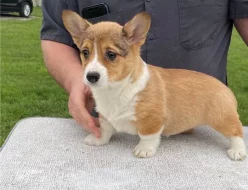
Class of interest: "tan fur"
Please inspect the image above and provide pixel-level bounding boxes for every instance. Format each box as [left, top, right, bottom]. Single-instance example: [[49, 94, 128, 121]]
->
[[77, 22, 142, 82], [135, 65, 243, 138], [62, 10, 243, 143], [133, 66, 167, 135], [62, 10, 148, 84]]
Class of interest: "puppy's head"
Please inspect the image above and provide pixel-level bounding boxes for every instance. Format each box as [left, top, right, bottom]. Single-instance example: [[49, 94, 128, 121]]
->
[[62, 10, 151, 88]]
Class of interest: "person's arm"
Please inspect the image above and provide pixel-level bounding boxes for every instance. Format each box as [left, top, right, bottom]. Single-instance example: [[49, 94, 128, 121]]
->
[[229, 0, 248, 45], [41, 40, 100, 137], [234, 19, 248, 46], [41, 40, 82, 93], [40, 0, 83, 93], [40, 0, 100, 137]]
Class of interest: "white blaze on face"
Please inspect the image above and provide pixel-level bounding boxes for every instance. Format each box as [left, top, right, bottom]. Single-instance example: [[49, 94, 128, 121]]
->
[[84, 43, 109, 88]]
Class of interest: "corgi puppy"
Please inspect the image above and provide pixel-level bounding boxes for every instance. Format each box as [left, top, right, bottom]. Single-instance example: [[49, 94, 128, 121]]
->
[[62, 10, 247, 160]]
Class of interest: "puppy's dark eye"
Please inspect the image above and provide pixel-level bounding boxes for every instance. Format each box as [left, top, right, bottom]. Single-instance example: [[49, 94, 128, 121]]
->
[[82, 49, 89, 59], [106, 51, 116, 61]]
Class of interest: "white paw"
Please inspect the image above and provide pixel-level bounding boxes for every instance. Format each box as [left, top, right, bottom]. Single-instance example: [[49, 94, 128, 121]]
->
[[84, 134, 109, 146], [227, 148, 247, 161], [133, 144, 156, 158]]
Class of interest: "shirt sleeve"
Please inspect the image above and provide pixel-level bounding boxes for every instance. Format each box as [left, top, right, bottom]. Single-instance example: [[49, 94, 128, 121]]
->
[[40, 0, 75, 47], [229, 0, 248, 19]]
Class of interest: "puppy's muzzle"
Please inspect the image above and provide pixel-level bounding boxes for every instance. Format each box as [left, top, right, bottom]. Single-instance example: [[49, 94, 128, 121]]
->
[[86, 72, 100, 84]]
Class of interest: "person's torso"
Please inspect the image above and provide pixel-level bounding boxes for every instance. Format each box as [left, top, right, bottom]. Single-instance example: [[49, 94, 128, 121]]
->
[[68, 0, 233, 84]]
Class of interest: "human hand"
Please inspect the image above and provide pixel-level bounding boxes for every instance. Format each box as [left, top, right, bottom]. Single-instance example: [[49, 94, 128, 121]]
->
[[68, 82, 101, 138]]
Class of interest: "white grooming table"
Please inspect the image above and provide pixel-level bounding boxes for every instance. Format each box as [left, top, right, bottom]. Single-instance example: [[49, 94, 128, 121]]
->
[[0, 117, 248, 189]]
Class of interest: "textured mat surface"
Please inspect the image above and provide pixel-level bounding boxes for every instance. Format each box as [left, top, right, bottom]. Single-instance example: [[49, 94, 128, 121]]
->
[[0, 117, 248, 190]]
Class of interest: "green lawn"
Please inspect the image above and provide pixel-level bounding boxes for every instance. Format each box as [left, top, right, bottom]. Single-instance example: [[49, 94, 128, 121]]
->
[[0, 8, 70, 146], [0, 8, 248, 146], [32, 7, 43, 17]]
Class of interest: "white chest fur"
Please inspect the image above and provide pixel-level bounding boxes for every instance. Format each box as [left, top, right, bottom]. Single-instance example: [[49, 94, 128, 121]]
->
[[91, 62, 150, 135]]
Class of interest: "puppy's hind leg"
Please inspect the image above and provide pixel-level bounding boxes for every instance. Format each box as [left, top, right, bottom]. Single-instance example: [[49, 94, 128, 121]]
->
[[210, 115, 247, 161], [228, 136, 247, 161]]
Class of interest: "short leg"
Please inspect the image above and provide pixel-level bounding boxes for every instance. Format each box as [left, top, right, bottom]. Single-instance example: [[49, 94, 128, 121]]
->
[[133, 127, 163, 158], [84, 117, 116, 146], [211, 115, 247, 161], [227, 136, 247, 161]]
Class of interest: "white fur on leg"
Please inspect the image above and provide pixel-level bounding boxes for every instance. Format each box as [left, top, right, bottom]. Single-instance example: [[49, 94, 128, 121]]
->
[[227, 136, 247, 161], [133, 128, 163, 158], [84, 118, 116, 146]]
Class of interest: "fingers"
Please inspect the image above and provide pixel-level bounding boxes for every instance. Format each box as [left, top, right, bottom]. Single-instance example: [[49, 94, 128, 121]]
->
[[88, 117, 101, 138], [80, 107, 101, 137], [92, 117, 100, 127], [70, 105, 101, 138], [68, 90, 101, 138], [85, 91, 95, 112]]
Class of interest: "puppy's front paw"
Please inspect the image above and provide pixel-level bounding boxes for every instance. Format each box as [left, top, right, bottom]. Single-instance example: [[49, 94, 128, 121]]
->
[[84, 134, 109, 146], [133, 143, 156, 158], [227, 148, 247, 161]]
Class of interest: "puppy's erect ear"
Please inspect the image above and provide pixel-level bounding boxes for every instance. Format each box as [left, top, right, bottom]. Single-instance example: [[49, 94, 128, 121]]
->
[[122, 12, 151, 45], [62, 10, 91, 47]]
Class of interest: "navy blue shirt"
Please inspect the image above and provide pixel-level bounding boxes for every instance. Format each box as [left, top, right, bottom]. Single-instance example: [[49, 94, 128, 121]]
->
[[41, 0, 248, 84]]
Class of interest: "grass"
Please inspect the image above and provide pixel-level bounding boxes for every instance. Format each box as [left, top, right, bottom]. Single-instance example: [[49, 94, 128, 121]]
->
[[32, 7, 43, 17], [0, 8, 70, 146], [227, 31, 248, 129], [0, 8, 248, 146]]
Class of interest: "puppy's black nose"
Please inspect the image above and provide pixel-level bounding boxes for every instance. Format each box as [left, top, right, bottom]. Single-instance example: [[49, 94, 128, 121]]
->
[[86, 72, 100, 83]]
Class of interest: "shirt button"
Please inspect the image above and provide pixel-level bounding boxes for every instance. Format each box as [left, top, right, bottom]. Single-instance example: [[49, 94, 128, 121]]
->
[[149, 33, 155, 40]]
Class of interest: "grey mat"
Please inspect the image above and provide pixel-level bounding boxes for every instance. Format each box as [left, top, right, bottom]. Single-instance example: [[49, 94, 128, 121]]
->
[[0, 117, 248, 190]]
